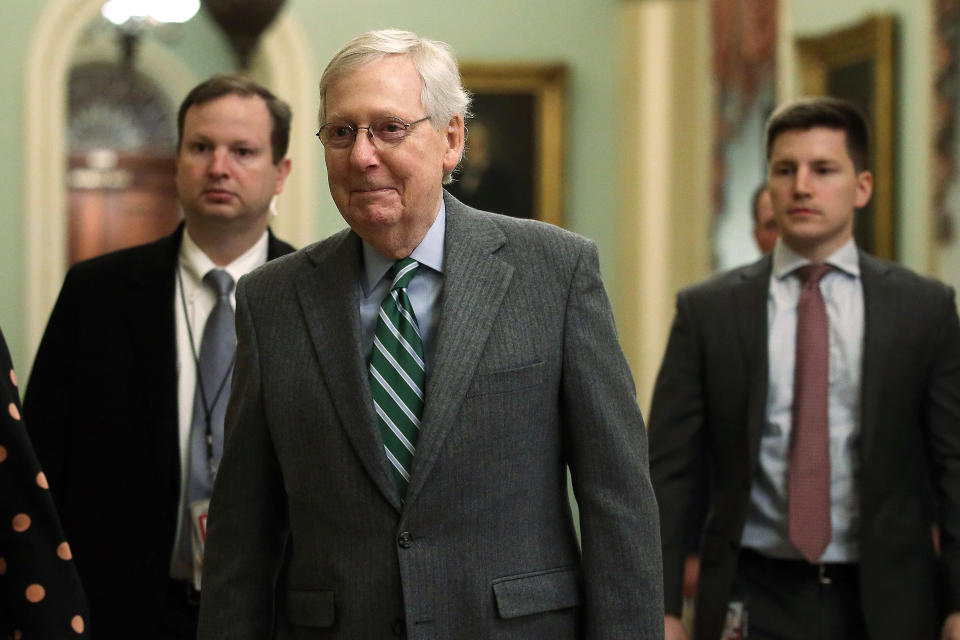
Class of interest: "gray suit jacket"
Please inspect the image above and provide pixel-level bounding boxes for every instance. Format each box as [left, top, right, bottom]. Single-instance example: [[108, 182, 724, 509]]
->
[[197, 193, 664, 639], [649, 251, 960, 640]]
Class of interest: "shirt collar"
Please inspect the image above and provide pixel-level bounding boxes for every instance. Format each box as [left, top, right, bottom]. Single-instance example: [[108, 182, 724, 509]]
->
[[179, 226, 270, 287], [361, 200, 446, 295], [772, 236, 860, 281]]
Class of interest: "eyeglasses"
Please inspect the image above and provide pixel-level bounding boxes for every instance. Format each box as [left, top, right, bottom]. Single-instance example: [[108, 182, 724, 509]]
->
[[315, 116, 431, 148]]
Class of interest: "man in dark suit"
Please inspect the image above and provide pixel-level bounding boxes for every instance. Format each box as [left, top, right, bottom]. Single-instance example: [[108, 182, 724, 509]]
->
[[24, 75, 295, 639], [198, 29, 663, 639], [650, 96, 960, 640]]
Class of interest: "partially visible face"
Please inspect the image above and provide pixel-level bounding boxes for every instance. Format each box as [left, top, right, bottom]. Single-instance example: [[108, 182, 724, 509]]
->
[[767, 126, 872, 260], [752, 188, 778, 254], [176, 93, 291, 229], [323, 55, 464, 257]]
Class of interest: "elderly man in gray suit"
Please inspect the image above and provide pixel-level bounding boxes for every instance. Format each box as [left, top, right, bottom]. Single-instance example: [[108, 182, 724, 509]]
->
[[197, 28, 663, 640]]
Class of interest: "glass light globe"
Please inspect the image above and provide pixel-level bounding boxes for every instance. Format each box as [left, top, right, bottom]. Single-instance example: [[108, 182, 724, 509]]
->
[[148, 0, 201, 24], [101, 0, 141, 25], [102, 0, 199, 25]]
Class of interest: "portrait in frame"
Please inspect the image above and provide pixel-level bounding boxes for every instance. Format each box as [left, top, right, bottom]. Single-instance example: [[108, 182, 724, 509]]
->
[[797, 15, 897, 260], [448, 63, 566, 226]]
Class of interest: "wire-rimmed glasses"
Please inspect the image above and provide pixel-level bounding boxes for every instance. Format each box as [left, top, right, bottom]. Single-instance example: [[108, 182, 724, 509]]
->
[[316, 116, 431, 148]]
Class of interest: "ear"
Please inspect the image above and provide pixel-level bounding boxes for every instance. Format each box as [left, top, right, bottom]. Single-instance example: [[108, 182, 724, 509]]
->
[[854, 169, 873, 209], [441, 115, 465, 174], [274, 157, 293, 195]]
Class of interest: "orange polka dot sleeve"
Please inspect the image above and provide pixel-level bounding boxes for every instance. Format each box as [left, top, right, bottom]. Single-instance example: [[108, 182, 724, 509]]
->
[[0, 327, 89, 638]]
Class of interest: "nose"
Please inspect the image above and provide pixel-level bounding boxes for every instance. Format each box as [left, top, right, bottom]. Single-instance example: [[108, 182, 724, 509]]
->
[[793, 165, 812, 197], [208, 148, 229, 178], [349, 129, 380, 171]]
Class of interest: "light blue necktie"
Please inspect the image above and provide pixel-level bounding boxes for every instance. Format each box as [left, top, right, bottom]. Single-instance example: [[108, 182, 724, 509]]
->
[[178, 268, 235, 567]]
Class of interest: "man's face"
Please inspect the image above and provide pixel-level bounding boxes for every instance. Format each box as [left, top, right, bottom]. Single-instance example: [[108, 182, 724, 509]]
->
[[323, 55, 464, 257], [767, 126, 872, 260], [176, 93, 291, 229], [752, 189, 778, 254]]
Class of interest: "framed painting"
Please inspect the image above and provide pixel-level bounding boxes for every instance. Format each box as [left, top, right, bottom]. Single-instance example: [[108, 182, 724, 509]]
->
[[797, 15, 897, 259], [449, 62, 566, 226]]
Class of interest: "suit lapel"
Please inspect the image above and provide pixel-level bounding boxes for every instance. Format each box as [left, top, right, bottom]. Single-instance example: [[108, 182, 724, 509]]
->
[[736, 255, 773, 465], [858, 252, 894, 464], [294, 231, 403, 510], [124, 228, 182, 483], [403, 193, 511, 509]]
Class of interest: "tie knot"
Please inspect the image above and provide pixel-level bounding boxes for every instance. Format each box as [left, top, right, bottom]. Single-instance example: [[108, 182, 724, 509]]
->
[[795, 263, 832, 287], [204, 269, 234, 298], [390, 258, 419, 291]]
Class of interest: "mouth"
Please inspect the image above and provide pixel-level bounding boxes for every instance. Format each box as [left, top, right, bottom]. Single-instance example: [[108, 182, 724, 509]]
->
[[787, 207, 819, 216], [202, 188, 236, 200], [352, 186, 399, 198]]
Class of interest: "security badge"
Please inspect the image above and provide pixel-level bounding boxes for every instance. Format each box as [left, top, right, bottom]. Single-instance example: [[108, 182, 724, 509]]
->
[[190, 498, 211, 590], [722, 600, 748, 639]]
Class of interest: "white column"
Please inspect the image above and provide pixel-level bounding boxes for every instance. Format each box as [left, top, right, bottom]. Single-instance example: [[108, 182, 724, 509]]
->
[[617, 0, 712, 411]]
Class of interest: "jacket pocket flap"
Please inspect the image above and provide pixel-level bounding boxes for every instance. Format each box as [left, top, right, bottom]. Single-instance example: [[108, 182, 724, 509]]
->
[[285, 589, 335, 627], [467, 361, 545, 397], [492, 567, 581, 619]]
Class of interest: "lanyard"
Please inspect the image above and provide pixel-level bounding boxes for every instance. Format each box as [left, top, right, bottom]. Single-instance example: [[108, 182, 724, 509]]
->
[[177, 266, 235, 480]]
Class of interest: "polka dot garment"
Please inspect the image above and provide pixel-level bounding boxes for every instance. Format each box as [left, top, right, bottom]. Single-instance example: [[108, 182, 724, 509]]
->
[[0, 327, 88, 638]]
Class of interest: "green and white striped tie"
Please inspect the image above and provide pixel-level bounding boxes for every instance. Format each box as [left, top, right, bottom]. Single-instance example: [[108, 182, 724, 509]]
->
[[369, 257, 425, 496]]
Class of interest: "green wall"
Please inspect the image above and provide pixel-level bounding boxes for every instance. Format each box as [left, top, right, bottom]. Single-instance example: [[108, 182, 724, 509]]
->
[[0, 0, 623, 373], [0, 2, 43, 373]]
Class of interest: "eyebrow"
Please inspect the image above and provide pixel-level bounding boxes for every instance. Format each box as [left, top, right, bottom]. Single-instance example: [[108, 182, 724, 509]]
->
[[771, 157, 839, 166], [186, 133, 259, 146]]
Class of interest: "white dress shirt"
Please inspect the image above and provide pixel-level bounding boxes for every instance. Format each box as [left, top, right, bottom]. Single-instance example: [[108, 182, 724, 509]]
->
[[741, 238, 864, 562], [170, 228, 269, 579]]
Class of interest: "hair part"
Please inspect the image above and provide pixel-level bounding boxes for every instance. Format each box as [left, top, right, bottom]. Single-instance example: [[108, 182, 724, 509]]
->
[[318, 29, 472, 184], [764, 96, 869, 171], [177, 74, 292, 164]]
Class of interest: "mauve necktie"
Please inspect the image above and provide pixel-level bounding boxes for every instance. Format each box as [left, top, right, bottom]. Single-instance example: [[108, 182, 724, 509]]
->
[[788, 263, 833, 563]]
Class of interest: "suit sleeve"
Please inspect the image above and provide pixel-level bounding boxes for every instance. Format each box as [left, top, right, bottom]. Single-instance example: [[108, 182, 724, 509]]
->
[[560, 240, 665, 639], [647, 292, 706, 616], [197, 279, 289, 639], [924, 287, 960, 612], [0, 326, 90, 638]]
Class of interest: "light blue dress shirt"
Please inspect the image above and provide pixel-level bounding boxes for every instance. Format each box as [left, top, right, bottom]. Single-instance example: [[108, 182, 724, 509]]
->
[[359, 202, 445, 373], [741, 238, 864, 562]]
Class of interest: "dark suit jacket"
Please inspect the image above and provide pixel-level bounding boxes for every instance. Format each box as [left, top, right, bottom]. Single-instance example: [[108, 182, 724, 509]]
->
[[197, 192, 664, 639], [0, 326, 89, 638], [23, 225, 293, 639], [649, 251, 960, 639]]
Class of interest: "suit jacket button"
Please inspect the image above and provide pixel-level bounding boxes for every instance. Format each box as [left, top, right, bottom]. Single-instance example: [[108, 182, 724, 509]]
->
[[392, 618, 406, 636], [397, 531, 412, 548]]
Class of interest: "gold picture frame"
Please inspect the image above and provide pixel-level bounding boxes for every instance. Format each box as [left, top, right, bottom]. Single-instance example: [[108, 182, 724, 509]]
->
[[797, 15, 897, 260], [450, 63, 566, 226]]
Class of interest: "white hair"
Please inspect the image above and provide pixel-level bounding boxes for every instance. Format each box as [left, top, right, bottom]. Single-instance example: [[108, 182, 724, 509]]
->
[[318, 29, 471, 183]]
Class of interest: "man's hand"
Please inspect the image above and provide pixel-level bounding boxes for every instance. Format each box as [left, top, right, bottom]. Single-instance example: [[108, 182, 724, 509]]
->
[[943, 612, 960, 639], [665, 614, 689, 640]]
